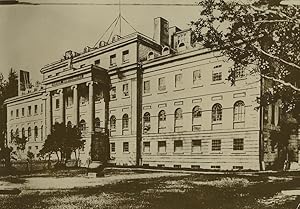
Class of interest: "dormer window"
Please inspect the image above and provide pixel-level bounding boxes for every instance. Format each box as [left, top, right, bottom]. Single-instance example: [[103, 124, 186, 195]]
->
[[178, 42, 186, 51], [162, 47, 170, 56], [147, 51, 154, 60]]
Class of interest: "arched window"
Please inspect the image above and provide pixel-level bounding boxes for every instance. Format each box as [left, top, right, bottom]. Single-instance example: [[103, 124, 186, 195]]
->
[[22, 128, 25, 138], [192, 106, 202, 131], [178, 42, 185, 48], [174, 108, 183, 132], [143, 112, 151, 133], [158, 110, 166, 132], [28, 127, 31, 139], [79, 119, 87, 132], [41, 125, 43, 141], [122, 114, 129, 134], [147, 51, 154, 60], [110, 115, 116, 131], [212, 103, 222, 122], [233, 101, 245, 128], [95, 117, 101, 128], [162, 46, 170, 55], [67, 121, 72, 128], [10, 129, 13, 142], [15, 128, 19, 137], [34, 126, 38, 140]]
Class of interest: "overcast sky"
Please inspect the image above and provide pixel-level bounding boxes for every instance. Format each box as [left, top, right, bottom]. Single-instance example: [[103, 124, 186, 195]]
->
[[0, 0, 201, 81]]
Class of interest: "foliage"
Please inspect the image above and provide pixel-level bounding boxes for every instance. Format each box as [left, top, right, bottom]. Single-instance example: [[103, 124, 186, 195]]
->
[[192, 0, 300, 115], [39, 123, 84, 165]]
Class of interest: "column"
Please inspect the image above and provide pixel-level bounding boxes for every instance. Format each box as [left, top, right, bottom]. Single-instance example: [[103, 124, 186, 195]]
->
[[87, 81, 95, 133], [57, 89, 65, 124], [42, 93, 47, 139], [71, 85, 79, 126], [46, 92, 52, 135], [103, 86, 110, 164]]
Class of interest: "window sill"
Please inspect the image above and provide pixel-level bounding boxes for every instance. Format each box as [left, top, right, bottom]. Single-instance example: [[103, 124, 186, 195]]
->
[[192, 84, 204, 89], [109, 64, 117, 68], [123, 151, 130, 154], [173, 152, 184, 155], [232, 151, 246, 154], [122, 60, 129, 64], [122, 95, 130, 99], [174, 88, 184, 92], [143, 93, 152, 97], [157, 90, 167, 95], [210, 151, 223, 154], [191, 152, 203, 155], [110, 98, 117, 101], [211, 81, 225, 85], [157, 152, 167, 155], [143, 152, 151, 155]]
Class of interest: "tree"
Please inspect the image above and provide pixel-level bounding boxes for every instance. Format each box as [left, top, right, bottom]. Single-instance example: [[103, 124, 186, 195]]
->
[[39, 123, 84, 167], [192, 0, 300, 167]]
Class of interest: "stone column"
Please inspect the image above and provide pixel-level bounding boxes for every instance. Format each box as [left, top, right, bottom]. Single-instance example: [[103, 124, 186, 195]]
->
[[42, 93, 47, 139], [71, 85, 79, 126], [46, 92, 52, 135], [87, 81, 95, 133], [57, 89, 65, 124]]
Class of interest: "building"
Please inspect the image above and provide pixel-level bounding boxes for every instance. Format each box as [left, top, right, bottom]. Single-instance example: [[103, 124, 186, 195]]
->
[[5, 17, 289, 170]]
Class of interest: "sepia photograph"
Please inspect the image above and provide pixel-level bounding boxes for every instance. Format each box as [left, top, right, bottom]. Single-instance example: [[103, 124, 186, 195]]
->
[[0, 0, 300, 208]]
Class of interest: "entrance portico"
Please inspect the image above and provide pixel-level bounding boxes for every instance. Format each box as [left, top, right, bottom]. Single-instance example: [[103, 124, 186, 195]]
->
[[42, 65, 111, 166]]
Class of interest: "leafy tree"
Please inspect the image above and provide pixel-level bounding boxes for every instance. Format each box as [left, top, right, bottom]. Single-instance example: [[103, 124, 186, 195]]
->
[[192, 0, 300, 167], [39, 123, 84, 167]]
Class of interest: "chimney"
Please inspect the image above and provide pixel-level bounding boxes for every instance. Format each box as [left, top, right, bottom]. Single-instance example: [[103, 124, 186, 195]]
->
[[153, 17, 169, 46]]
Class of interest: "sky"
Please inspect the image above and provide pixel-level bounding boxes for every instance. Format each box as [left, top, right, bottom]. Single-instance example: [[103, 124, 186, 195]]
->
[[0, 0, 201, 82]]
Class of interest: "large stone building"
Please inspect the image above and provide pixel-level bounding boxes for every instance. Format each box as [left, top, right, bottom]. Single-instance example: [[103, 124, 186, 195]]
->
[[5, 17, 288, 170]]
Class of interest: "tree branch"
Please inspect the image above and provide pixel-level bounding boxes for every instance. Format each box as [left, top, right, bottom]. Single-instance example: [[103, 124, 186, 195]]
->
[[254, 46, 300, 72], [261, 74, 300, 92]]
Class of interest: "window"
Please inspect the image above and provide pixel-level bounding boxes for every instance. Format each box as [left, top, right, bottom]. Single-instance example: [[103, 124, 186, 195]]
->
[[212, 70, 222, 82], [143, 141, 150, 153], [192, 140, 202, 153], [22, 128, 25, 138], [22, 108, 25, 116], [123, 142, 129, 152], [143, 112, 151, 133], [15, 128, 19, 137], [193, 70, 201, 85], [233, 138, 244, 151], [233, 101, 245, 128], [79, 119, 87, 132], [34, 126, 38, 140], [271, 104, 275, 125], [162, 47, 170, 55], [95, 117, 101, 129], [175, 73, 183, 88], [122, 114, 129, 134], [212, 103, 222, 122], [41, 126, 43, 141], [158, 141, 166, 153], [144, 80, 150, 94], [174, 140, 183, 153], [148, 51, 154, 60], [56, 99, 60, 109], [192, 106, 202, 131], [34, 105, 38, 114], [212, 139, 221, 151], [28, 106, 32, 116], [110, 87, 116, 99], [16, 109, 19, 118], [94, 59, 100, 65], [10, 110, 13, 119], [110, 54, 116, 66], [67, 121, 72, 128], [123, 83, 129, 97], [174, 108, 183, 132], [28, 127, 31, 139], [41, 104, 43, 113], [235, 68, 245, 78], [158, 110, 166, 132], [110, 142, 116, 153], [122, 50, 129, 63], [158, 77, 166, 91], [110, 115, 116, 131], [10, 129, 13, 142]]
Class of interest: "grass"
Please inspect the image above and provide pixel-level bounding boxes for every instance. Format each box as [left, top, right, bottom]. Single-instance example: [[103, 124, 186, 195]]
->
[[0, 169, 300, 209]]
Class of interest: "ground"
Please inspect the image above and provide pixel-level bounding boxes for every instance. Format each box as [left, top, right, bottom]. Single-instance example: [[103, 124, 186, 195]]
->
[[1, 168, 300, 209]]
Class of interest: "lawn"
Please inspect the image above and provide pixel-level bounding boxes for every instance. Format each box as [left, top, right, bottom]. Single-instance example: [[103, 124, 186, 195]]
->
[[0, 168, 300, 209]]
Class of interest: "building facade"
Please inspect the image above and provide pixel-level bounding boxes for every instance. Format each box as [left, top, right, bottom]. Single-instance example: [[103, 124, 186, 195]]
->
[[5, 17, 286, 170]]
